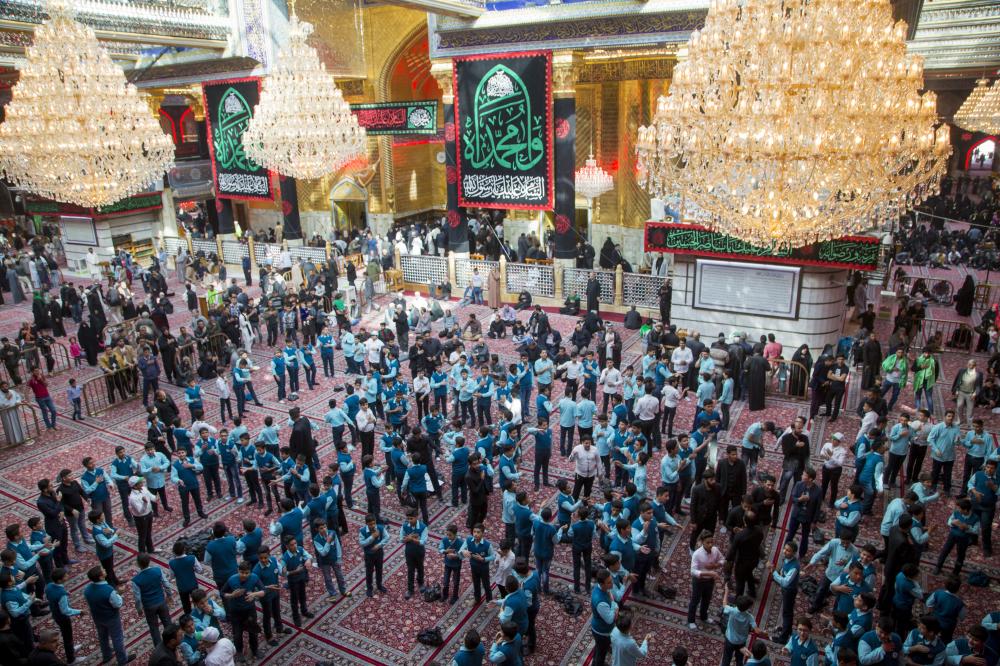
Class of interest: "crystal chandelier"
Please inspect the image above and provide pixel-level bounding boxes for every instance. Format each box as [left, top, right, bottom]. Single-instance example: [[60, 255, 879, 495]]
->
[[0, 0, 173, 208], [575, 154, 614, 200], [954, 78, 992, 132], [242, 13, 366, 180], [960, 79, 1000, 135], [636, 0, 951, 249]]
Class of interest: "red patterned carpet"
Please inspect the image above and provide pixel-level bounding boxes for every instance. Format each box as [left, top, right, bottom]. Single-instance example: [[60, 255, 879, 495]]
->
[[1, 273, 997, 665]]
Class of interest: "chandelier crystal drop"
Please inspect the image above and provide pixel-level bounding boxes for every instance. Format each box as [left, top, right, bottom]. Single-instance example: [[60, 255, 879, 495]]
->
[[242, 15, 366, 180], [575, 154, 614, 200], [0, 0, 174, 208], [954, 78, 993, 132], [635, 0, 951, 249]]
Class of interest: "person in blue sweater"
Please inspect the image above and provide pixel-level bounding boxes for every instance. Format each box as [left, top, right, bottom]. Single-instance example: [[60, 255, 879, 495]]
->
[[403, 453, 431, 524], [312, 520, 349, 601], [967, 458, 999, 557], [89, 509, 121, 587], [512, 491, 540, 561], [892, 562, 923, 638], [721, 594, 758, 666], [81, 456, 114, 528], [591, 568, 620, 666], [858, 617, 902, 666], [769, 541, 800, 644], [220, 430, 246, 504], [558, 506, 596, 594], [204, 522, 239, 593], [490, 620, 524, 666], [252, 547, 289, 646], [222, 560, 265, 658], [439, 523, 463, 605], [281, 535, 313, 627], [83, 565, 133, 665], [460, 523, 496, 603], [926, 576, 967, 644], [783, 617, 819, 666], [399, 508, 428, 599], [45, 567, 81, 664], [454, 629, 486, 666], [358, 514, 390, 598], [934, 498, 981, 575], [271, 348, 287, 403], [495, 574, 529, 644], [131, 552, 172, 647], [0, 569, 36, 650], [168, 540, 204, 614], [531, 507, 560, 594], [526, 419, 553, 491], [446, 435, 471, 508], [318, 326, 336, 378], [902, 615, 946, 666], [362, 455, 385, 523], [170, 448, 207, 527]]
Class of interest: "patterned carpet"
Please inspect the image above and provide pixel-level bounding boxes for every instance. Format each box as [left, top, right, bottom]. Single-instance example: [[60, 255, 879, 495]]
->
[[2, 272, 997, 665]]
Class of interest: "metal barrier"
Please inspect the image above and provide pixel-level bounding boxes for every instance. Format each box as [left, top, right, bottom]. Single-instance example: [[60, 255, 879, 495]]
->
[[623, 272, 664, 308], [0, 341, 73, 385], [221, 240, 249, 265], [454, 258, 500, 290], [563, 268, 614, 302], [191, 238, 218, 257], [253, 242, 283, 267], [890, 274, 957, 305], [163, 237, 186, 255], [82, 365, 140, 416], [767, 359, 811, 400], [288, 245, 327, 263], [506, 262, 555, 298], [0, 402, 42, 447], [918, 318, 974, 352], [400, 254, 448, 287]]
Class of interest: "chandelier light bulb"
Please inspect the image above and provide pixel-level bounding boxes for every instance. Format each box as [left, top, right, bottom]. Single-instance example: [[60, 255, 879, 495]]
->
[[0, 0, 174, 208], [575, 154, 614, 200], [635, 0, 951, 248], [242, 14, 367, 180]]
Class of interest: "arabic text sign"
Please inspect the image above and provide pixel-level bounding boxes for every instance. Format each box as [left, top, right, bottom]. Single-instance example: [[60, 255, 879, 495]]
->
[[454, 51, 553, 210], [351, 101, 438, 135], [202, 78, 274, 202], [644, 222, 880, 271]]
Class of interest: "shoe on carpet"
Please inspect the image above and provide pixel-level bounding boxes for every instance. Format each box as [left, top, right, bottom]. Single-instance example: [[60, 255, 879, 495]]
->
[[688, 623, 697, 630]]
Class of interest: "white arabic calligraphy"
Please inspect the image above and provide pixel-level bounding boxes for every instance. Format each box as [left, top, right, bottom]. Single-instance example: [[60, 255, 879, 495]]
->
[[462, 174, 544, 201], [219, 172, 270, 196]]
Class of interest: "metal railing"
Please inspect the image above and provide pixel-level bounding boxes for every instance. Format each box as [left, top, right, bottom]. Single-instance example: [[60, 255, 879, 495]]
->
[[767, 359, 812, 400], [253, 242, 283, 267], [506, 262, 555, 298], [0, 402, 41, 447], [221, 240, 248, 265], [623, 272, 664, 309], [191, 238, 218, 257], [454, 258, 500, 290], [0, 341, 72, 385], [82, 365, 140, 416], [101, 317, 141, 346], [917, 318, 974, 352], [288, 245, 327, 264], [400, 254, 448, 287], [163, 237, 187, 255], [562, 268, 614, 303], [889, 274, 957, 305]]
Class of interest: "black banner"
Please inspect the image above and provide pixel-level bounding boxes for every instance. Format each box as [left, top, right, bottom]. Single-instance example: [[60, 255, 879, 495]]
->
[[202, 78, 274, 202], [644, 222, 881, 271], [280, 176, 302, 241], [553, 97, 576, 259], [454, 51, 553, 210], [444, 104, 468, 252], [351, 100, 438, 135]]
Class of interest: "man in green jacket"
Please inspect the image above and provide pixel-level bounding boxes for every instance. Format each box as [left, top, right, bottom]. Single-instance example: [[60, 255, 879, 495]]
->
[[880, 349, 909, 411], [912, 350, 937, 413]]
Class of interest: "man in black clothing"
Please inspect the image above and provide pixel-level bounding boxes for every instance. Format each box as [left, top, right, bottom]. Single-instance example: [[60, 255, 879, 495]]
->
[[878, 512, 917, 612], [726, 511, 764, 597], [27, 628, 64, 666], [715, 446, 748, 529], [825, 355, 849, 420], [778, 419, 810, 500], [465, 454, 489, 530], [785, 468, 822, 558], [860, 331, 882, 390], [0, 610, 28, 665], [407, 427, 442, 500], [148, 623, 183, 666], [689, 470, 721, 551], [36, 480, 70, 567]]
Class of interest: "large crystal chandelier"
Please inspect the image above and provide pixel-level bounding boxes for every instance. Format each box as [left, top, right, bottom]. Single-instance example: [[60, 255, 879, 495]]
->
[[575, 154, 614, 200], [959, 79, 1000, 135], [242, 13, 366, 180], [0, 0, 173, 208], [636, 0, 951, 248], [954, 78, 992, 132]]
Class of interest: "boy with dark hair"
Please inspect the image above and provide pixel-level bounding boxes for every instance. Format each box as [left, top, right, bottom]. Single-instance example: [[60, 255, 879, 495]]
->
[[131, 552, 172, 646], [358, 514, 389, 598], [221, 560, 264, 659], [400, 508, 428, 600]]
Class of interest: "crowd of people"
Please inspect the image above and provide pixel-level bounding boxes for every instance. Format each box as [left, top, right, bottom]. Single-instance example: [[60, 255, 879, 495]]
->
[[0, 218, 997, 666]]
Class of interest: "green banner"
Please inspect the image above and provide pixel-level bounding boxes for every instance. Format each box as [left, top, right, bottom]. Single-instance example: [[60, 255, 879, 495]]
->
[[351, 100, 438, 135], [644, 222, 881, 271]]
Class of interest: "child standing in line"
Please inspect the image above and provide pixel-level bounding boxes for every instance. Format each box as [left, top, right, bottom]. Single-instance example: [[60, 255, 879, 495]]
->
[[721, 595, 759, 666], [400, 508, 428, 600], [492, 539, 516, 598], [280, 536, 313, 627], [439, 523, 463, 605], [67, 378, 83, 421], [358, 514, 389, 598]]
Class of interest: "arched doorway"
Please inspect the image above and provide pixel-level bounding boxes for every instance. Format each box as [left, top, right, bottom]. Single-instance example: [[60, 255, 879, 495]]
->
[[965, 136, 997, 172], [330, 179, 369, 234]]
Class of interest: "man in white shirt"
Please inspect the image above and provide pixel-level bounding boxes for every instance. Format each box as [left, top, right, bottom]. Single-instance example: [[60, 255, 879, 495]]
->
[[128, 476, 157, 554], [365, 335, 384, 368], [202, 627, 236, 666], [85, 248, 101, 281], [599, 360, 623, 414], [660, 378, 684, 438], [671, 340, 693, 376], [635, 384, 661, 449]]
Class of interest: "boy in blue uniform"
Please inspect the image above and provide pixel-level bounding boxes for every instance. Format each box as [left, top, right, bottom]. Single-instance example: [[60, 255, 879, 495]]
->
[[858, 617, 903, 666], [252, 547, 289, 646], [359, 514, 389, 598], [168, 540, 203, 613], [83, 565, 133, 665], [171, 449, 207, 527], [131, 552, 172, 646], [454, 629, 485, 665], [460, 523, 495, 603], [531, 507, 559, 594], [721, 594, 758, 666], [197, 428, 223, 501], [400, 508, 428, 599], [769, 541, 800, 644], [45, 567, 80, 664], [89, 509, 120, 587], [559, 506, 595, 594], [362, 455, 385, 523], [282, 536, 313, 626], [446, 435, 471, 507], [490, 620, 524, 666], [312, 520, 349, 601], [934, 498, 980, 576], [440, 523, 463, 605], [81, 456, 114, 527], [222, 560, 265, 658], [526, 419, 553, 491], [591, 568, 619, 666], [783, 617, 819, 666]]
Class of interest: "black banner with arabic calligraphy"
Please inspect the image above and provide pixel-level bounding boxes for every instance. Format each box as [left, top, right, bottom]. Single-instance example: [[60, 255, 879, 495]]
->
[[444, 102, 468, 252], [552, 97, 576, 259], [202, 78, 274, 202], [644, 222, 880, 271], [454, 51, 553, 210], [351, 101, 438, 135]]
